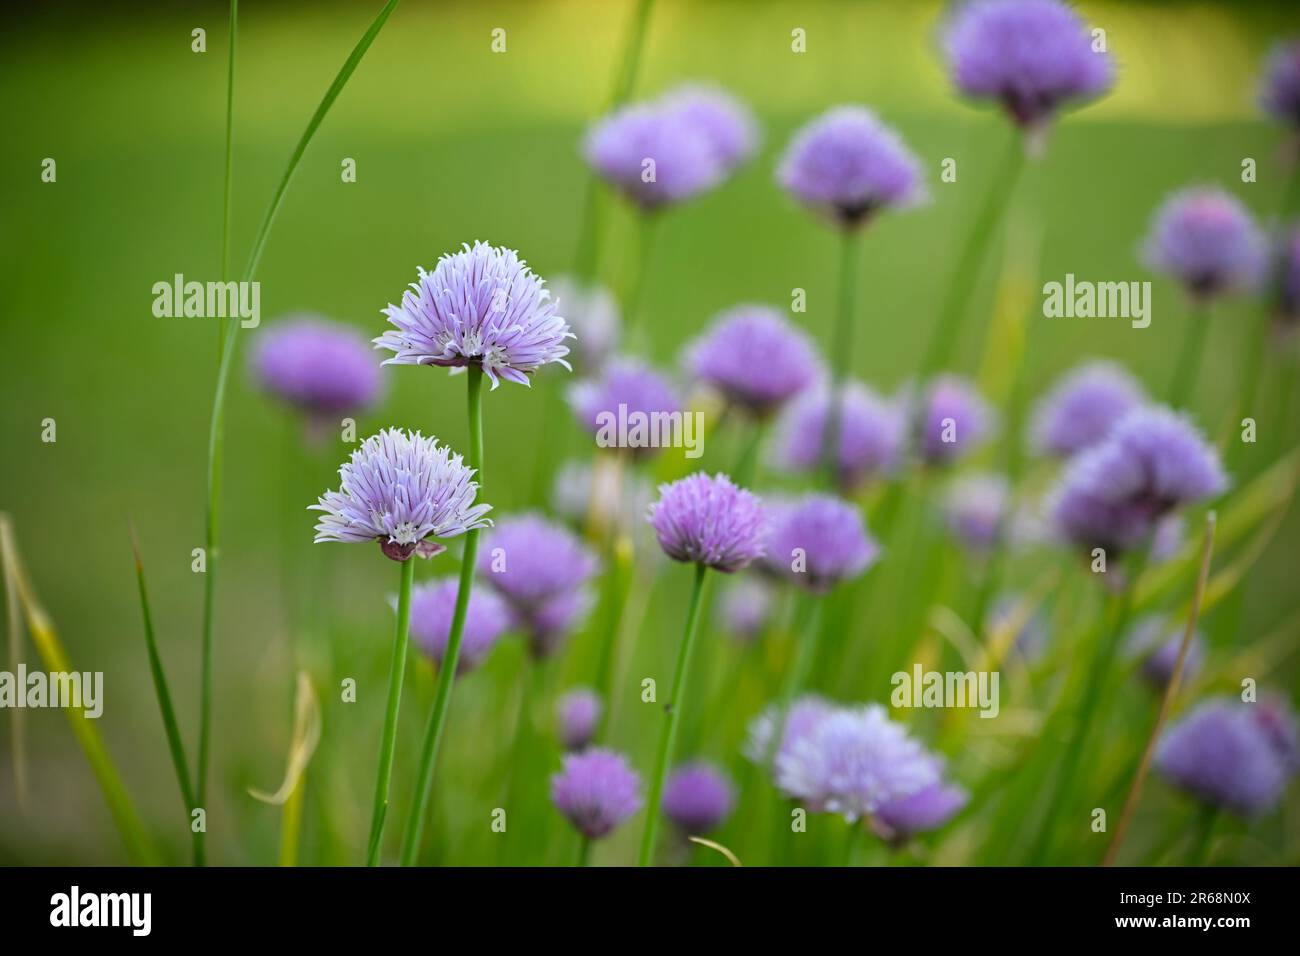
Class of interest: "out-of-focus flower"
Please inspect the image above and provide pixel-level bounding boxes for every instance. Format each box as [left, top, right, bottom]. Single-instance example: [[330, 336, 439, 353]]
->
[[1258, 39, 1300, 129], [556, 688, 602, 752], [551, 748, 643, 839], [251, 314, 383, 427], [717, 575, 775, 643], [662, 761, 735, 834], [772, 380, 905, 491], [684, 305, 820, 416], [549, 276, 620, 375], [568, 357, 682, 459], [584, 103, 723, 210], [916, 375, 996, 466], [777, 105, 925, 229], [1267, 225, 1300, 331], [661, 83, 759, 172], [875, 779, 969, 842], [942, 0, 1113, 133], [1156, 698, 1296, 816], [775, 704, 939, 821], [987, 594, 1050, 660], [1141, 188, 1267, 301], [761, 494, 878, 593], [647, 473, 766, 573], [375, 241, 572, 389], [944, 473, 1010, 553], [311, 428, 492, 562], [1029, 360, 1145, 457], [408, 577, 510, 674], [1125, 615, 1206, 690], [1049, 406, 1226, 557], [744, 695, 835, 768], [551, 459, 654, 537]]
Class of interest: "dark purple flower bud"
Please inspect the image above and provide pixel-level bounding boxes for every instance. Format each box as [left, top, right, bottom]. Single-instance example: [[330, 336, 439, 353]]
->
[[556, 688, 602, 752], [662, 761, 735, 834], [1258, 39, 1300, 129], [551, 748, 643, 839]]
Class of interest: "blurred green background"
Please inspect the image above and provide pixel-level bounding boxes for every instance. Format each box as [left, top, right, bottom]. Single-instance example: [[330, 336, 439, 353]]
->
[[1, 0, 1298, 865]]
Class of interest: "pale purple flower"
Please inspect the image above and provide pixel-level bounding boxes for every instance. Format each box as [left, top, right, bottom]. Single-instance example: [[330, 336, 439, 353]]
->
[[584, 103, 723, 210], [549, 276, 620, 374], [251, 314, 383, 423], [778, 106, 925, 229], [1258, 39, 1300, 129], [1049, 405, 1227, 556], [943, 0, 1113, 131], [662, 762, 735, 834], [875, 780, 969, 841], [772, 380, 905, 491], [762, 493, 878, 593], [744, 694, 836, 767], [647, 473, 766, 573], [1141, 188, 1267, 300], [1125, 615, 1205, 690], [917, 375, 996, 466], [1030, 360, 1146, 457], [311, 428, 492, 562], [944, 473, 1010, 553], [374, 241, 572, 389], [568, 357, 682, 459], [408, 577, 511, 674], [551, 748, 643, 839], [556, 688, 602, 751], [662, 83, 759, 171], [685, 305, 820, 415], [717, 576, 774, 643], [775, 705, 939, 821], [1156, 698, 1294, 816], [477, 513, 598, 657]]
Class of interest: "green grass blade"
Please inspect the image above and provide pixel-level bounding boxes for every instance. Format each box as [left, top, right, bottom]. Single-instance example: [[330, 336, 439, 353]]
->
[[130, 525, 196, 820], [195, 0, 401, 859]]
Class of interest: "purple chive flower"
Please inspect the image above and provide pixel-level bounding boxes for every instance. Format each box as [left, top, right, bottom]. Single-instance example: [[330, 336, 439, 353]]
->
[[568, 357, 682, 459], [477, 513, 598, 657], [1030, 360, 1146, 457], [408, 577, 510, 674], [943, 0, 1113, 133], [717, 575, 774, 643], [374, 241, 573, 389], [875, 779, 969, 842], [775, 705, 939, 821], [772, 380, 905, 491], [685, 305, 820, 416], [744, 694, 836, 767], [944, 474, 1010, 553], [311, 428, 493, 562], [584, 103, 723, 211], [647, 473, 766, 573], [1049, 406, 1227, 556], [778, 105, 925, 229], [1125, 615, 1205, 690], [1141, 188, 1267, 300], [917, 375, 996, 466], [548, 276, 620, 374], [550, 748, 643, 839], [762, 493, 878, 593], [1156, 698, 1294, 816], [1258, 40, 1300, 129], [251, 314, 383, 425], [556, 688, 602, 752], [662, 762, 735, 834], [662, 83, 759, 172]]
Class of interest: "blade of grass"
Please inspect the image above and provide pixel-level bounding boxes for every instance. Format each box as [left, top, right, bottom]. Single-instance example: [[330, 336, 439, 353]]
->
[[3, 512, 27, 812], [129, 524, 197, 833], [0, 514, 159, 865], [196, 0, 401, 866]]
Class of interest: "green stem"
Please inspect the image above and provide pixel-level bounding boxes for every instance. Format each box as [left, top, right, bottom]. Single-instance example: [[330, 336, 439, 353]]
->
[[195, 0, 400, 868], [822, 229, 862, 486], [638, 563, 709, 867], [498, 654, 536, 864], [592, 527, 633, 741], [1169, 300, 1210, 408], [621, 214, 661, 346], [576, 835, 593, 868], [364, 556, 415, 866], [399, 366, 486, 866], [1187, 806, 1219, 866], [733, 418, 766, 487], [918, 131, 1024, 377]]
